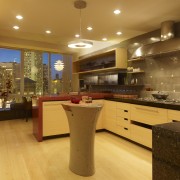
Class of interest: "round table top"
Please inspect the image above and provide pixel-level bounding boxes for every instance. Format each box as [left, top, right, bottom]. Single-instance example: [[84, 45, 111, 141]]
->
[[61, 101, 103, 109]]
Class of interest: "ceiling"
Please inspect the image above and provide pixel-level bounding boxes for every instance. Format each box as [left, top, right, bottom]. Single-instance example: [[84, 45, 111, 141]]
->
[[0, 0, 180, 55]]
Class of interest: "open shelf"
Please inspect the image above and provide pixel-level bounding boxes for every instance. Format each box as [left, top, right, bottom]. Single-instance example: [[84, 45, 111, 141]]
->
[[73, 48, 127, 74]]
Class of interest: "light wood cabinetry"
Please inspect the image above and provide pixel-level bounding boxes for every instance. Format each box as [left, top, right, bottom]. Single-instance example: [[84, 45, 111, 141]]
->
[[43, 100, 104, 137], [130, 104, 168, 148], [43, 101, 69, 136], [104, 100, 117, 132], [116, 102, 131, 138], [130, 104, 167, 125], [73, 48, 127, 74], [104, 100, 171, 148], [167, 109, 180, 122]]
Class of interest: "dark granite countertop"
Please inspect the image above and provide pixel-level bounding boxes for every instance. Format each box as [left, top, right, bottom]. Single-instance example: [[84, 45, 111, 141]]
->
[[152, 121, 180, 180], [105, 98, 180, 111], [154, 121, 180, 133]]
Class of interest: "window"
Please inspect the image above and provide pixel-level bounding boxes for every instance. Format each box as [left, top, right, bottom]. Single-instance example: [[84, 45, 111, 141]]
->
[[50, 53, 63, 94], [0, 48, 21, 95], [0, 48, 72, 98]]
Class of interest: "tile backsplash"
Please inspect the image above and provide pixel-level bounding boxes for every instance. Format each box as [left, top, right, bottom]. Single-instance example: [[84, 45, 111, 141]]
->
[[136, 51, 180, 99]]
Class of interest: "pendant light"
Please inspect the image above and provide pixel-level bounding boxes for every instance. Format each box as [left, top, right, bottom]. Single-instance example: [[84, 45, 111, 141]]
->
[[68, 0, 93, 48], [54, 60, 64, 71]]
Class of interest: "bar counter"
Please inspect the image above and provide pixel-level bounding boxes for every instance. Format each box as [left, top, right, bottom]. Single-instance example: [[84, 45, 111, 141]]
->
[[32, 93, 113, 141]]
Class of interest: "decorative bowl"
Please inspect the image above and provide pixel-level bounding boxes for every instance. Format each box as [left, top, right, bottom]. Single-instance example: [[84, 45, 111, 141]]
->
[[71, 96, 81, 104], [152, 92, 169, 100]]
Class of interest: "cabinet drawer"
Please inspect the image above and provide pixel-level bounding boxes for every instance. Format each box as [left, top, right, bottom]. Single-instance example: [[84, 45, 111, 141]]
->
[[116, 109, 130, 118], [116, 102, 130, 110], [130, 124, 152, 148], [167, 110, 180, 122], [116, 126, 130, 139], [131, 104, 167, 125], [116, 116, 129, 127]]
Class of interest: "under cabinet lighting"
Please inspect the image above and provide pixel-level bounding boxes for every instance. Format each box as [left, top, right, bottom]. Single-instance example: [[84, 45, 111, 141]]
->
[[102, 38, 107, 41]]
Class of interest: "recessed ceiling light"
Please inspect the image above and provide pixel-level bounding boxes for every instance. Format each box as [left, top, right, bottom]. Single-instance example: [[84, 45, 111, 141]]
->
[[102, 38, 107, 41], [16, 15, 23, 20], [13, 26, 19, 30], [46, 30, 51, 34], [114, 9, 121, 15], [134, 42, 139, 46], [116, 31, 122, 35], [87, 26, 93, 31], [75, 34, 80, 38]]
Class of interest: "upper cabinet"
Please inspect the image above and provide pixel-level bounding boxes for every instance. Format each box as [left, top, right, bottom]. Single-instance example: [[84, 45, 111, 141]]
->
[[73, 48, 127, 74]]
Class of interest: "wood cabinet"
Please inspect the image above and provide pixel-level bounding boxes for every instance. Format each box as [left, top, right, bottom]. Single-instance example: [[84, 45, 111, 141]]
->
[[130, 104, 167, 125], [73, 48, 127, 74], [116, 102, 131, 138], [167, 109, 180, 122], [130, 104, 168, 148], [42, 100, 104, 137], [104, 100, 117, 132], [43, 101, 69, 136]]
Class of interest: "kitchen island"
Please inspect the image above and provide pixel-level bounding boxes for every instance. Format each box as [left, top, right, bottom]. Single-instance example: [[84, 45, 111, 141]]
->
[[152, 121, 180, 180], [32, 93, 112, 141]]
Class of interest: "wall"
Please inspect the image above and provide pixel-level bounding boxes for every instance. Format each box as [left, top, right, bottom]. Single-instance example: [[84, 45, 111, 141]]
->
[[79, 22, 180, 98]]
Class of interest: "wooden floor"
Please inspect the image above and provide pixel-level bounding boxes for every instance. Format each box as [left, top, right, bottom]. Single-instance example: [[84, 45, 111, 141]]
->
[[0, 119, 152, 180]]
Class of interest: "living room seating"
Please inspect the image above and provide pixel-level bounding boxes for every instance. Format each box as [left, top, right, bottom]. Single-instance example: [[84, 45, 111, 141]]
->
[[10, 96, 32, 121]]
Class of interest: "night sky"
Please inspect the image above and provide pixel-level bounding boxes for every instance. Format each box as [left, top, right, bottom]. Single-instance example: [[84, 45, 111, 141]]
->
[[0, 48, 63, 79]]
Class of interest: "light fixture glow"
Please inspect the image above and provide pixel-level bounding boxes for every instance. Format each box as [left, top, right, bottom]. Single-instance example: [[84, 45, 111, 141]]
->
[[68, 0, 93, 49], [116, 31, 122, 35], [102, 38, 107, 41], [68, 40, 93, 48], [75, 34, 80, 38], [114, 9, 121, 14], [13, 26, 19, 30], [87, 26, 93, 31], [54, 60, 64, 71], [16, 15, 23, 20], [46, 30, 51, 34]]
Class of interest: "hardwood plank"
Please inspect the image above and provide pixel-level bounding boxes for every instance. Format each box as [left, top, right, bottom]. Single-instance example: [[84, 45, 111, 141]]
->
[[0, 119, 152, 180]]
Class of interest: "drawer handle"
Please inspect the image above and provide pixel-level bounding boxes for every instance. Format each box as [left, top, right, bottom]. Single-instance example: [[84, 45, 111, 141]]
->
[[124, 110, 128, 112], [172, 120, 178, 122], [135, 107, 158, 113], [124, 118, 128, 121], [124, 127, 128, 130]]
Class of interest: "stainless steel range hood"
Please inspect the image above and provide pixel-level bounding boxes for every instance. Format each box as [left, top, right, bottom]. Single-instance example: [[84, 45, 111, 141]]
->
[[132, 21, 180, 58]]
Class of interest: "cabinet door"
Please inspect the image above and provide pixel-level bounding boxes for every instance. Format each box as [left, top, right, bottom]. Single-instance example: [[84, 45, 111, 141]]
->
[[130, 124, 152, 148], [43, 101, 69, 136], [131, 104, 168, 125], [104, 100, 117, 132], [93, 99, 104, 130], [167, 109, 180, 122], [115, 48, 127, 69]]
